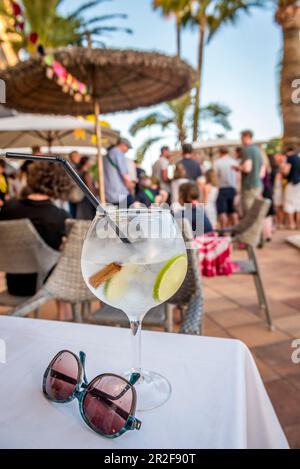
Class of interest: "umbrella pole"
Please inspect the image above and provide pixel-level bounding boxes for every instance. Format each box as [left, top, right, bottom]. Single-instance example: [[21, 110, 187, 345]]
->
[[94, 100, 105, 203], [47, 133, 52, 152]]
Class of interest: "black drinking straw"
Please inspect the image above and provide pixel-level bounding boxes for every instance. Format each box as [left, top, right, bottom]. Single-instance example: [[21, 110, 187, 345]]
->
[[5, 152, 131, 244]]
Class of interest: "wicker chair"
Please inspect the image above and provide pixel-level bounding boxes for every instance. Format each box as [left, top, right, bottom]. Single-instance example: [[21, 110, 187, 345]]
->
[[219, 198, 274, 330], [0, 219, 60, 310], [8, 220, 95, 320], [86, 218, 204, 335], [10, 218, 204, 334]]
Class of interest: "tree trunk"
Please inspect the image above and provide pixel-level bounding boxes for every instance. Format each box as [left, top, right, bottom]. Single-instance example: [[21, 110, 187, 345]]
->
[[276, 6, 300, 151], [193, 20, 205, 142], [176, 16, 181, 57], [178, 126, 186, 144]]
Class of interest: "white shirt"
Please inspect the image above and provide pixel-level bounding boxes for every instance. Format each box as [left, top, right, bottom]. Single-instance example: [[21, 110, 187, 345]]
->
[[215, 155, 237, 189], [152, 157, 170, 193], [171, 178, 189, 203]]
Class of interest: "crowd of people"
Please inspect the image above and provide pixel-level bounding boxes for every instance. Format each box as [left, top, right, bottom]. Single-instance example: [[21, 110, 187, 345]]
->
[[0, 130, 300, 307], [1, 131, 300, 231], [1, 132, 300, 234], [145, 130, 300, 238]]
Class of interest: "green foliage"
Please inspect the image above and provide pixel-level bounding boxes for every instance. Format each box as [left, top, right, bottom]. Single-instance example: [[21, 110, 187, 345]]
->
[[129, 90, 232, 162], [129, 113, 173, 137], [266, 137, 282, 156], [135, 137, 163, 163], [0, 0, 132, 55], [152, 0, 189, 17], [176, 0, 266, 41], [152, 1, 265, 140], [200, 103, 232, 131]]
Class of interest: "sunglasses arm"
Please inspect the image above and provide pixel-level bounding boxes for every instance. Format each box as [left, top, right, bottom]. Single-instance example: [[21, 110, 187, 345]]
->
[[79, 351, 89, 385], [129, 372, 140, 386]]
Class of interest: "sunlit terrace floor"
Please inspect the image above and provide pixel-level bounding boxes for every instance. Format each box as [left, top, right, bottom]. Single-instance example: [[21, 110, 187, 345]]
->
[[1, 229, 300, 448]]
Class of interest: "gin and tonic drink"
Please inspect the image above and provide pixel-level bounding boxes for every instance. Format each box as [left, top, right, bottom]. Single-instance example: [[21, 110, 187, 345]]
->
[[81, 208, 187, 411]]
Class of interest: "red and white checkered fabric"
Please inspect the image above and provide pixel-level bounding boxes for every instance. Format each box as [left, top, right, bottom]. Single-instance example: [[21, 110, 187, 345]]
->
[[194, 234, 236, 277]]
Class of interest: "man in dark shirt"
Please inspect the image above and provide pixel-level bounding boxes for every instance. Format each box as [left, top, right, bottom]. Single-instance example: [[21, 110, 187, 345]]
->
[[286, 149, 300, 185], [283, 148, 300, 229], [177, 143, 202, 181]]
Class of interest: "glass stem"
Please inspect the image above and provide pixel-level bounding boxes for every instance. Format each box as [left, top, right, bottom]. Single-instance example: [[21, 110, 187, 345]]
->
[[130, 319, 142, 378]]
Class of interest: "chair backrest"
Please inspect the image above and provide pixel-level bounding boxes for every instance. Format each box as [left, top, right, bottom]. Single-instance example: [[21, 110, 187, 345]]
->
[[233, 198, 271, 247], [45, 219, 95, 303], [0, 219, 59, 283], [169, 218, 203, 305]]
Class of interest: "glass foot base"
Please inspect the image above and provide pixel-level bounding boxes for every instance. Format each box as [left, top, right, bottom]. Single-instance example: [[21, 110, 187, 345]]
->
[[124, 369, 172, 412]]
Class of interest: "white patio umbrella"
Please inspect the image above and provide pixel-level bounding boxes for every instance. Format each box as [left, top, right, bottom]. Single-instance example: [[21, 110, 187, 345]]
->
[[0, 113, 119, 149], [0, 145, 105, 157]]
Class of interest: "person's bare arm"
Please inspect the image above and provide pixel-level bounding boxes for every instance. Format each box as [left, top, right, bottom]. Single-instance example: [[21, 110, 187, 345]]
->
[[281, 162, 291, 177], [159, 189, 169, 203], [83, 172, 98, 196], [123, 174, 132, 191], [203, 185, 210, 204], [161, 168, 169, 183], [240, 159, 253, 173]]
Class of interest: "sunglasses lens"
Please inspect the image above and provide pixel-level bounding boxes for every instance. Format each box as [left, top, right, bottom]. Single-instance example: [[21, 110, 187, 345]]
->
[[83, 375, 134, 436], [44, 351, 79, 401]]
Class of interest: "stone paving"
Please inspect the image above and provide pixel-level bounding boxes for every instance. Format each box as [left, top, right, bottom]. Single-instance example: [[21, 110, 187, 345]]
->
[[202, 229, 300, 449]]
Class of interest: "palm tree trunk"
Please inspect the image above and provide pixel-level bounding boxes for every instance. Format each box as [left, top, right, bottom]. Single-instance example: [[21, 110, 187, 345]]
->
[[176, 16, 181, 57], [178, 126, 186, 144], [276, 6, 300, 151], [193, 20, 205, 142]]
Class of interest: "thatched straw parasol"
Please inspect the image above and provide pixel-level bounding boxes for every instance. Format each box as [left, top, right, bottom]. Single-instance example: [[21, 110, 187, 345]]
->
[[0, 47, 195, 201]]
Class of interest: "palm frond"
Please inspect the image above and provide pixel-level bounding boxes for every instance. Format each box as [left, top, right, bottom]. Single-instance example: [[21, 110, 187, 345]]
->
[[200, 102, 232, 131], [207, 0, 267, 42], [86, 26, 133, 34], [152, 0, 189, 16], [67, 0, 111, 20], [82, 14, 128, 26], [135, 136, 163, 163], [129, 112, 170, 136], [1, 0, 132, 53]]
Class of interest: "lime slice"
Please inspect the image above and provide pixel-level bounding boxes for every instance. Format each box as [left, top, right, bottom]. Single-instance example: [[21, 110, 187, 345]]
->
[[153, 254, 188, 302], [104, 264, 137, 303]]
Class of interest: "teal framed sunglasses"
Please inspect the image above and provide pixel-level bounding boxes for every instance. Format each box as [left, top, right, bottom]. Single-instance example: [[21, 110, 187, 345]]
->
[[42, 350, 142, 438]]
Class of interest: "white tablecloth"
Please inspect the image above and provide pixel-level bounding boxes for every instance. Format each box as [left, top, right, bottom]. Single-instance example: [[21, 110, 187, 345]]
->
[[0, 316, 288, 449]]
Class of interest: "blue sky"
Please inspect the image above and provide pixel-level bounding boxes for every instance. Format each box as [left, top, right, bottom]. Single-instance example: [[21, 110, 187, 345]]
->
[[61, 0, 282, 169]]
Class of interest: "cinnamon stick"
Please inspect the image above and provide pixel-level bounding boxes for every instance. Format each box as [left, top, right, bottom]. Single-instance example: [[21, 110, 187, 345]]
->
[[89, 263, 121, 289]]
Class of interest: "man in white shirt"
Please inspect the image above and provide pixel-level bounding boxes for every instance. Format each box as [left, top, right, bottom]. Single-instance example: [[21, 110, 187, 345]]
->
[[215, 147, 239, 228], [104, 138, 133, 205], [152, 146, 171, 194]]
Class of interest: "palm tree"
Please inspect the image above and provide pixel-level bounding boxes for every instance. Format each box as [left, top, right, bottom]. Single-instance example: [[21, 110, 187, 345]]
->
[[152, 0, 188, 57], [129, 92, 231, 162], [275, 1, 300, 150], [185, 0, 265, 141], [0, 0, 132, 57], [153, 1, 264, 142]]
